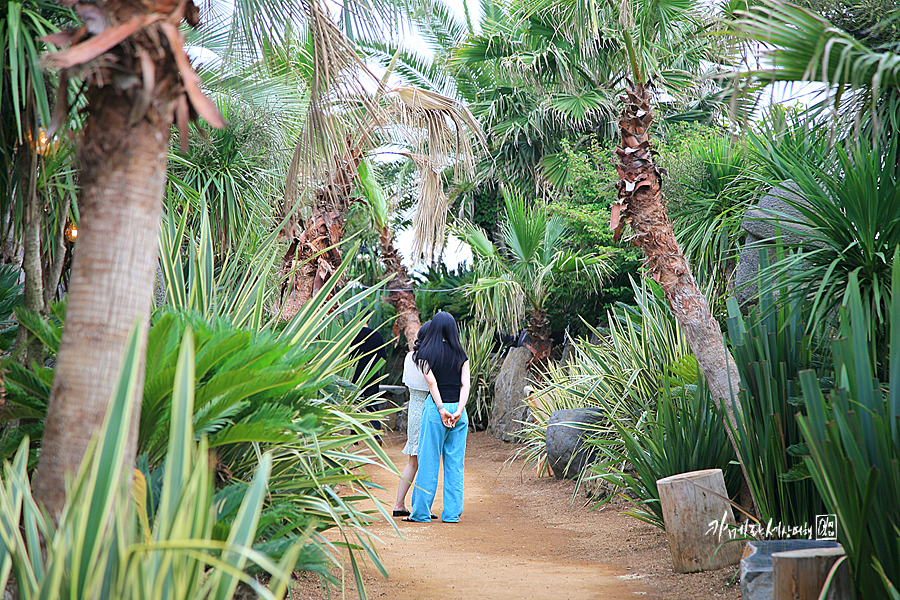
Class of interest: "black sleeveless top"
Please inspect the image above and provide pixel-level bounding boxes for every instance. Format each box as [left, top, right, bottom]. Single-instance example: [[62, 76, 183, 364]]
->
[[428, 358, 465, 404]]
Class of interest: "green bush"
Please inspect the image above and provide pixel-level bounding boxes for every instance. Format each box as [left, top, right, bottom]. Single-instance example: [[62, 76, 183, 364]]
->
[[519, 278, 695, 473], [589, 374, 742, 529], [0, 324, 314, 600], [414, 264, 474, 324], [797, 258, 900, 599]]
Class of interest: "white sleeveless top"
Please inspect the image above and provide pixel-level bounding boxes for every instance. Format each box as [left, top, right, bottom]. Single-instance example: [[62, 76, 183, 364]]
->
[[402, 352, 428, 391]]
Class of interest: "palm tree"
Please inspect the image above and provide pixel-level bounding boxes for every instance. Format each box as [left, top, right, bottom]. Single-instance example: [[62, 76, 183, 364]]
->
[[457, 189, 611, 362], [730, 0, 900, 140], [274, 4, 484, 348], [521, 0, 757, 508], [30, 0, 230, 516]]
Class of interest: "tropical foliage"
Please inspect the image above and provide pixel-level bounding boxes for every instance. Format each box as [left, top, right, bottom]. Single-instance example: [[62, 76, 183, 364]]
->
[[0, 325, 313, 600], [724, 255, 826, 526], [518, 278, 695, 472], [589, 375, 742, 529], [457, 189, 611, 359], [5, 0, 900, 597], [797, 256, 900, 599]]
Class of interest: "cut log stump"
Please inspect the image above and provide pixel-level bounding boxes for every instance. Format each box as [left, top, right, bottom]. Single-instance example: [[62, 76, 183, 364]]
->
[[772, 547, 851, 600], [657, 468, 743, 573]]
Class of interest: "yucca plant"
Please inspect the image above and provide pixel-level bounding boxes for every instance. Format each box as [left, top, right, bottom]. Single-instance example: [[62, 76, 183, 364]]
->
[[158, 197, 279, 330], [458, 322, 500, 430], [588, 372, 742, 529], [516, 277, 694, 475], [167, 96, 282, 251], [0, 323, 311, 600], [796, 252, 900, 599], [750, 134, 900, 376], [725, 251, 827, 525]]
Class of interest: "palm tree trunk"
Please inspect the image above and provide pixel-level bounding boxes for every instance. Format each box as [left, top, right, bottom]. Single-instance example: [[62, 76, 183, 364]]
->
[[32, 88, 174, 516], [379, 226, 421, 350], [279, 208, 344, 319], [42, 194, 71, 308], [14, 140, 46, 366], [279, 155, 359, 319], [616, 81, 756, 512], [526, 308, 552, 364]]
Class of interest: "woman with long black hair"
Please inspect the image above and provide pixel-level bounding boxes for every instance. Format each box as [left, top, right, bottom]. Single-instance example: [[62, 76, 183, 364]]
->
[[405, 312, 470, 523], [392, 320, 431, 517]]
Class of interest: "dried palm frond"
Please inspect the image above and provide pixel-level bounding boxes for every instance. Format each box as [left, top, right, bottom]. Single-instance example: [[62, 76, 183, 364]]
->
[[401, 152, 448, 264], [388, 87, 484, 262], [281, 0, 385, 239], [40, 0, 224, 150], [392, 86, 484, 179]]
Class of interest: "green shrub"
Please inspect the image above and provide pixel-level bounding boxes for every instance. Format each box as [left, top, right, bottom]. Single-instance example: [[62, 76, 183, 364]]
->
[[796, 257, 900, 599], [1, 258, 393, 595], [519, 277, 695, 473], [414, 264, 474, 324], [589, 374, 742, 529], [0, 324, 313, 600]]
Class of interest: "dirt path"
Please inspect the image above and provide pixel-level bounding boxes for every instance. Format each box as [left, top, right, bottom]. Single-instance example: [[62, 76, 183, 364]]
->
[[295, 431, 741, 600]]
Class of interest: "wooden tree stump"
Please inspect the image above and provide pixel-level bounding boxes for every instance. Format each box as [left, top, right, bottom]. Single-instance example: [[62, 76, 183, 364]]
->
[[657, 469, 743, 573], [773, 547, 851, 600]]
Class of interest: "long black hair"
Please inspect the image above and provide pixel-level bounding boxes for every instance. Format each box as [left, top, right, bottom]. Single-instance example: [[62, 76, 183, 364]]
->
[[413, 320, 431, 354], [414, 312, 467, 374]]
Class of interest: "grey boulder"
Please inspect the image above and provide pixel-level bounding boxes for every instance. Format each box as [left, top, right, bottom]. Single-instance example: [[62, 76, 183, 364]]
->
[[488, 346, 533, 442], [545, 408, 604, 480]]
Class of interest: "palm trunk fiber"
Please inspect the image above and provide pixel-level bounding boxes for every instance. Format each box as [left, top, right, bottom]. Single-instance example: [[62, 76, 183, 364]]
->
[[616, 81, 756, 514], [32, 88, 174, 517], [279, 208, 344, 319]]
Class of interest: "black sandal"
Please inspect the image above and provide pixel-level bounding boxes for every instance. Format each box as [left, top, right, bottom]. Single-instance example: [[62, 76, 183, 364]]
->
[[392, 510, 410, 517]]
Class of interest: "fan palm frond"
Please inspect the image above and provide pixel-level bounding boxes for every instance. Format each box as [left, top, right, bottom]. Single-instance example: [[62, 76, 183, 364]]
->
[[730, 0, 900, 135]]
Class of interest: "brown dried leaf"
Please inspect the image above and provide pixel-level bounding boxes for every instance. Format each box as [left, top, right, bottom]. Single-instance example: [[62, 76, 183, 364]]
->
[[39, 28, 81, 47], [44, 16, 152, 70], [610, 200, 624, 232], [160, 23, 225, 129]]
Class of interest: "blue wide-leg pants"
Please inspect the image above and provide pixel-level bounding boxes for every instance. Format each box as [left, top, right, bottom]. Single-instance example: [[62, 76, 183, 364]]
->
[[410, 399, 467, 522]]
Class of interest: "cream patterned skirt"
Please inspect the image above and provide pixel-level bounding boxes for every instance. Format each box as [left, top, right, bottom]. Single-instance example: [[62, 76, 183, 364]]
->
[[402, 389, 429, 455]]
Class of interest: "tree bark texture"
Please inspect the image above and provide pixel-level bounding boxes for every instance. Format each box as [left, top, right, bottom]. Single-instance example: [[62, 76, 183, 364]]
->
[[32, 88, 174, 516], [279, 153, 360, 320], [14, 141, 46, 367], [615, 81, 756, 512], [380, 226, 421, 350], [526, 308, 552, 366], [279, 209, 344, 319], [42, 194, 71, 308]]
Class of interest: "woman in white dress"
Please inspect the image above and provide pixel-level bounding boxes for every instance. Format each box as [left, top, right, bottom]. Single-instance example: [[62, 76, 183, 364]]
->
[[393, 321, 431, 517]]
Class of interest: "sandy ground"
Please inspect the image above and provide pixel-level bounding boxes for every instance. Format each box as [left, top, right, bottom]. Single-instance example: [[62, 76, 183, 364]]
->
[[292, 431, 742, 600]]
